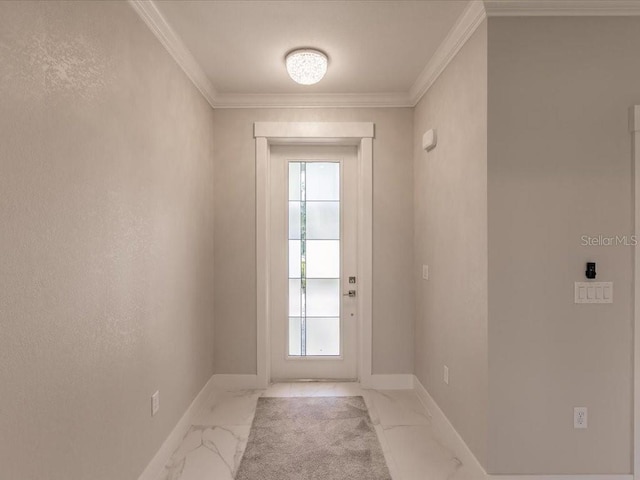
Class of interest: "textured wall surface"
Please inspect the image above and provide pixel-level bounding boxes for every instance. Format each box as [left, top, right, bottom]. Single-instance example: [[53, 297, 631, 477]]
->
[[413, 21, 488, 467], [487, 17, 640, 474], [212, 108, 414, 375], [0, 2, 215, 479]]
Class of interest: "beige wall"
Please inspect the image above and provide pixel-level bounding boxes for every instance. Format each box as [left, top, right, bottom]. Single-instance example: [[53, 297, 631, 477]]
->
[[5, 3, 638, 478], [0, 2, 215, 479], [213, 108, 414, 375], [487, 17, 639, 474], [413, 21, 488, 466]]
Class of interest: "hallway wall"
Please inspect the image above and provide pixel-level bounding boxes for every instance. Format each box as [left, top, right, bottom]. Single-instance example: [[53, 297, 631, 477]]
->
[[0, 2, 215, 479], [413, 21, 489, 467], [487, 16, 640, 474], [212, 108, 414, 375]]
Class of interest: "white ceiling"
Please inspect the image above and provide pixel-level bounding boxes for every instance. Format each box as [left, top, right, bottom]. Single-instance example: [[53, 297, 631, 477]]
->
[[154, 0, 468, 97], [133, 0, 640, 107]]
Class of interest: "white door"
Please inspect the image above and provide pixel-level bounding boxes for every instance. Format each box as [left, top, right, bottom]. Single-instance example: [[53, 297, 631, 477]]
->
[[270, 145, 358, 381]]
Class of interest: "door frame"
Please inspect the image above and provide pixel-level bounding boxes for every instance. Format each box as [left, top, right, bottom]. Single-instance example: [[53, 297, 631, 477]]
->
[[254, 122, 374, 388], [631, 105, 640, 479]]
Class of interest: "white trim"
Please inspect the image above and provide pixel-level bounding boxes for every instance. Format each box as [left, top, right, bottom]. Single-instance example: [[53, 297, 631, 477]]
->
[[214, 92, 413, 109], [255, 136, 271, 389], [630, 105, 640, 133], [631, 105, 640, 480], [254, 122, 374, 387], [409, 0, 486, 106], [137, 374, 217, 480], [357, 137, 374, 388], [127, 0, 217, 108], [489, 477, 632, 480], [484, 1, 640, 16], [254, 122, 374, 141]]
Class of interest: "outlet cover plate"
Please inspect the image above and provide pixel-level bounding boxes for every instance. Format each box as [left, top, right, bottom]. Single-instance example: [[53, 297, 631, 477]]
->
[[574, 406, 587, 429]]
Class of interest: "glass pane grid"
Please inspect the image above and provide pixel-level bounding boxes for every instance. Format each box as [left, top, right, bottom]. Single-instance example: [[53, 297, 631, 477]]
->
[[288, 161, 341, 357]]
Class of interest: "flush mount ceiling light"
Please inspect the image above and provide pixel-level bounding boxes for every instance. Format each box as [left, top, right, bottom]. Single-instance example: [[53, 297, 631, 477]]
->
[[285, 48, 328, 85]]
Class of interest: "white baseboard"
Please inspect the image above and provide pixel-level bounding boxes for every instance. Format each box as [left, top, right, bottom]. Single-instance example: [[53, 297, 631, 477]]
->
[[138, 374, 217, 480], [490, 477, 633, 480], [364, 374, 415, 390], [412, 376, 633, 480]]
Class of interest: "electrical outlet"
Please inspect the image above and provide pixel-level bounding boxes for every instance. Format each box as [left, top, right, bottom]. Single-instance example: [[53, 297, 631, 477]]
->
[[443, 365, 449, 385], [422, 265, 429, 280], [151, 391, 160, 417], [574, 406, 587, 429]]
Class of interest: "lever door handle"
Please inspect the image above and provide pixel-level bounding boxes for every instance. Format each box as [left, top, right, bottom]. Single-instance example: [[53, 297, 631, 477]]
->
[[343, 290, 357, 298]]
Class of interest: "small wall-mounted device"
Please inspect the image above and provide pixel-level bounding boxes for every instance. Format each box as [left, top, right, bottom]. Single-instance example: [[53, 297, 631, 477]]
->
[[422, 129, 437, 152], [585, 262, 596, 279]]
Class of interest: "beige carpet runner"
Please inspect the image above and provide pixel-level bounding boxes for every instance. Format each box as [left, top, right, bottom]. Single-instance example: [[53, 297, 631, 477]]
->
[[236, 396, 392, 480]]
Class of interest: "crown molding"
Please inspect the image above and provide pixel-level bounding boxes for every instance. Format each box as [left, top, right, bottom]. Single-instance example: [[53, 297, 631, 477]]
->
[[409, 0, 486, 106], [128, 0, 217, 107], [484, 0, 640, 16], [213, 92, 413, 109]]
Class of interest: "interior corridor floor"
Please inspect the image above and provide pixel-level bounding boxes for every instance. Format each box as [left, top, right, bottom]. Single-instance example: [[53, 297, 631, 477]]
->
[[157, 382, 480, 480]]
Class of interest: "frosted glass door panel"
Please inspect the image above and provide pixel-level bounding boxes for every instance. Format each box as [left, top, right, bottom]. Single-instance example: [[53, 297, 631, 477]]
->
[[288, 161, 341, 356], [306, 202, 339, 239], [289, 202, 301, 239], [306, 163, 339, 200], [289, 279, 301, 317], [289, 163, 301, 200], [288, 318, 302, 356], [306, 318, 340, 356], [289, 240, 301, 278], [306, 279, 340, 317], [306, 240, 339, 278]]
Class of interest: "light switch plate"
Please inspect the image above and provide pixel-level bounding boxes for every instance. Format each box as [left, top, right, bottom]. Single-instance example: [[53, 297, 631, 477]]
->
[[422, 265, 429, 280], [574, 282, 613, 304], [151, 391, 160, 417]]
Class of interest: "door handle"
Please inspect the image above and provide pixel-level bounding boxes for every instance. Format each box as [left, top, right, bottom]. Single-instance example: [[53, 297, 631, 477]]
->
[[343, 290, 357, 298]]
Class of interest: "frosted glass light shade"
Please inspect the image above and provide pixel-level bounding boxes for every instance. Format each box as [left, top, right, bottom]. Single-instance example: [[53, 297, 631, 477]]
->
[[285, 49, 328, 85]]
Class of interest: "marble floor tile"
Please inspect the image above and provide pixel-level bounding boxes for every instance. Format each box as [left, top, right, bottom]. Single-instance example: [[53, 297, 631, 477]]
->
[[261, 382, 293, 397], [194, 389, 260, 426], [374, 423, 402, 480], [158, 382, 481, 480], [159, 425, 250, 480], [382, 424, 462, 480], [366, 389, 431, 427]]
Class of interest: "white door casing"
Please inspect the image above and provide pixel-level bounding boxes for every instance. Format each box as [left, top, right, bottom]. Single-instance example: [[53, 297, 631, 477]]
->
[[254, 122, 374, 387], [631, 105, 640, 479]]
